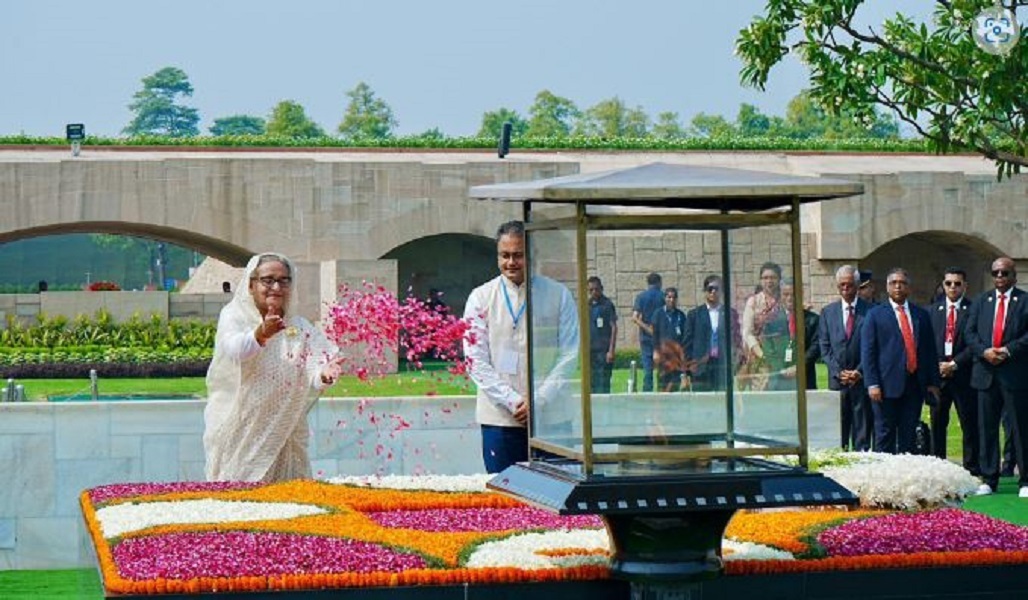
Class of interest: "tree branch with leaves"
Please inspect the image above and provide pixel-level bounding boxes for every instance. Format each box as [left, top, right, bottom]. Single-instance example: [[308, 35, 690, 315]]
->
[[736, 0, 1028, 176]]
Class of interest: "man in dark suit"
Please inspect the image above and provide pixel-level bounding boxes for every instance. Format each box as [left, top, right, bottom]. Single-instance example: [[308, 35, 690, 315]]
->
[[819, 265, 873, 450], [764, 279, 819, 390], [651, 287, 688, 392], [683, 275, 740, 392], [927, 267, 978, 474], [965, 257, 1028, 497], [802, 302, 821, 391], [857, 270, 878, 305], [860, 267, 941, 454]]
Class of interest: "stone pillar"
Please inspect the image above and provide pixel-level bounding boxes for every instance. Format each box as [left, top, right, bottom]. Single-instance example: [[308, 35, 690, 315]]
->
[[289, 262, 324, 325]]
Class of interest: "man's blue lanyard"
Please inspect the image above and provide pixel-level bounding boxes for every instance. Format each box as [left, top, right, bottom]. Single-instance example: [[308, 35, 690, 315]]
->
[[501, 281, 526, 330]]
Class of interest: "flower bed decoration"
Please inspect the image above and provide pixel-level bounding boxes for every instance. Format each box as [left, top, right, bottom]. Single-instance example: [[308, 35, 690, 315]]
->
[[80, 467, 1028, 596]]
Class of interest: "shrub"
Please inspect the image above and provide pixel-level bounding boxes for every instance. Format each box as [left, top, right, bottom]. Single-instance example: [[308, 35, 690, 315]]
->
[[613, 348, 641, 369], [0, 360, 209, 379]]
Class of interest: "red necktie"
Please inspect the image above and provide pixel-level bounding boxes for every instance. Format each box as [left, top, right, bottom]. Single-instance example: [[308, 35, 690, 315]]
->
[[788, 311, 796, 340], [945, 304, 956, 359], [993, 293, 1006, 348], [897, 305, 917, 374], [845, 305, 855, 340]]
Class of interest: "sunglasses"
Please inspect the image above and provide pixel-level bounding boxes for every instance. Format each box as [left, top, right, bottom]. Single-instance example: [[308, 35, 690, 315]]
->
[[992, 270, 1013, 278], [943, 281, 963, 287], [706, 286, 720, 293]]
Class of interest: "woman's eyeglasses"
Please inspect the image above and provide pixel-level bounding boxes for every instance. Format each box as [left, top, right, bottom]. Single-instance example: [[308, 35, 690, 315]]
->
[[253, 276, 293, 289]]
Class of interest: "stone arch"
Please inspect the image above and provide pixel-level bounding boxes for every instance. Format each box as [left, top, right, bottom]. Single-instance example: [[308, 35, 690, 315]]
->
[[381, 233, 495, 314], [1, 222, 255, 266], [859, 230, 1003, 305]]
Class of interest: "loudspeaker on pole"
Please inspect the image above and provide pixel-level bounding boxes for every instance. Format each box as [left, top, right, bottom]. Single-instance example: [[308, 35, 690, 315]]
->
[[498, 121, 512, 159]]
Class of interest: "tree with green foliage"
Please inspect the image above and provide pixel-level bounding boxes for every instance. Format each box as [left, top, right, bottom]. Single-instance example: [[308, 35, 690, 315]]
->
[[209, 115, 266, 136], [416, 127, 445, 140], [780, 91, 898, 139], [123, 67, 200, 137], [575, 97, 649, 137], [688, 112, 736, 138], [736, 0, 1026, 174], [736, 103, 775, 137], [337, 82, 397, 139], [526, 90, 580, 137], [266, 101, 325, 138], [652, 111, 687, 139], [477, 108, 528, 138]]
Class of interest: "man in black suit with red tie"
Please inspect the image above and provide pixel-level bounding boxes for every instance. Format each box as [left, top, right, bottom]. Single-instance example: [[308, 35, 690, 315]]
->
[[927, 267, 978, 474], [965, 257, 1028, 497]]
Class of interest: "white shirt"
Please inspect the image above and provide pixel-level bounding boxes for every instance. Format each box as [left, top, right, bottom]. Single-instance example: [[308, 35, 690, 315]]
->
[[841, 301, 855, 330], [707, 303, 721, 333], [463, 274, 578, 428]]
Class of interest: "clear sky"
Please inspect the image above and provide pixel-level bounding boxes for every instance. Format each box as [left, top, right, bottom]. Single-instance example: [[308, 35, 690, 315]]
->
[[3, 1, 932, 138]]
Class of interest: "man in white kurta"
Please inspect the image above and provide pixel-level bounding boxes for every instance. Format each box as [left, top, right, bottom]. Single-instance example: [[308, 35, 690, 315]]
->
[[463, 221, 578, 473]]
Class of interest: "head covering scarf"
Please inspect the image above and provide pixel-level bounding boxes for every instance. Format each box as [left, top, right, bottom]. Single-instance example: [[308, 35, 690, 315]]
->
[[203, 253, 337, 482]]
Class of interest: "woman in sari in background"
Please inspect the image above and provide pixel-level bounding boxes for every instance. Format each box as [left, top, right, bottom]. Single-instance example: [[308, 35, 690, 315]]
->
[[740, 261, 786, 390]]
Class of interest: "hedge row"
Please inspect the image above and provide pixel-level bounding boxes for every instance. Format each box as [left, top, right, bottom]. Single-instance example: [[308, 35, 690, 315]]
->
[[0, 347, 212, 365], [1, 311, 216, 350], [0, 360, 210, 379], [0, 133, 937, 153]]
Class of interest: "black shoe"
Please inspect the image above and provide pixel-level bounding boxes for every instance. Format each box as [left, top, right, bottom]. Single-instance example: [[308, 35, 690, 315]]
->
[[1001, 464, 1015, 477]]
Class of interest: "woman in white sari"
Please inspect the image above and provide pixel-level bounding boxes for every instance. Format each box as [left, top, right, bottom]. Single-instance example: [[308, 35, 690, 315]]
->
[[204, 253, 344, 482]]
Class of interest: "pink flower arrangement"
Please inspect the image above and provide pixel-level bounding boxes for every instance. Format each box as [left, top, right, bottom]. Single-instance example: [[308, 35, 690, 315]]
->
[[817, 508, 1028, 556]]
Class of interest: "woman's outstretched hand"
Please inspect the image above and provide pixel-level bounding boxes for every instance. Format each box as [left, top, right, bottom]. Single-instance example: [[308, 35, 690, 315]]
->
[[320, 355, 346, 386], [256, 307, 286, 346]]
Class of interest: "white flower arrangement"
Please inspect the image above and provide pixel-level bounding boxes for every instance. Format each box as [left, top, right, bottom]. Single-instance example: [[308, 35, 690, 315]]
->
[[820, 452, 980, 510], [95, 499, 326, 538], [723, 539, 795, 561], [465, 529, 610, 569], [325, 473, 493, 493]]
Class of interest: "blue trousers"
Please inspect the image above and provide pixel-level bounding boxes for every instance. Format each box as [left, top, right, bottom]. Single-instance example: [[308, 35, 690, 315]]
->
[[640, 340, 655, 392], [480, 424, 528, 474], [590, 351, 613, 393], [871, 374, 923, 454]]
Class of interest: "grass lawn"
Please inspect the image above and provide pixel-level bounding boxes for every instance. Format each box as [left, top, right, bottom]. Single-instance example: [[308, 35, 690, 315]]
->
[[0, 568, 102, 600], [19, 365, 474, 401]]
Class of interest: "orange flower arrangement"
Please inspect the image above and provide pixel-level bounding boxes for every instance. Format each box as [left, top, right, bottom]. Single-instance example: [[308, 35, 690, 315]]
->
[[724, 508, 885, 554]]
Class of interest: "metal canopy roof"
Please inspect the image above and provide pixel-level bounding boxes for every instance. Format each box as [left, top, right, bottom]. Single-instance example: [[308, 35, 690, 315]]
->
[[469, 162, 864, 210]]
